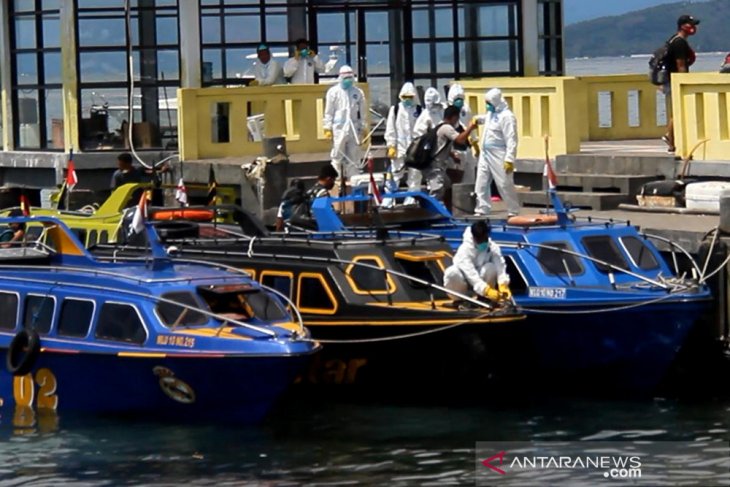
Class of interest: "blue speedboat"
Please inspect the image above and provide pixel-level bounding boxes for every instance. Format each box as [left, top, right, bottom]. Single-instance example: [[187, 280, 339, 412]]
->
[[0, 215, 317, 423], [306, 190, 712, 391]]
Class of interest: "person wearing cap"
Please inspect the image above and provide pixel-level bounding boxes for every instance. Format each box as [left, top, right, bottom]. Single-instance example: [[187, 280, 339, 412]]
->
[[283, 38, 333, 84], [473, 88, 520, 217], [446, 83, 479, 184], [252, 44, 284, 86], [383, 82, 420, 206], [661, 14, 700, 153], [322, 65, 367, 179]]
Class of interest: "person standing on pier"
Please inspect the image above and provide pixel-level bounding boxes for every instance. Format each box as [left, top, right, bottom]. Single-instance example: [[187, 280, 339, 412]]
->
[[661, 14, 699, 153], [443, 220, 511, 304], [251, 44, 284, 86], [283, 38, 334, 84], [322, 65, 367, 180], [473, 88, 520, 217], [446, 83, 479, 184], [383, 82, 420, 206], [407, 87, 445, 202]]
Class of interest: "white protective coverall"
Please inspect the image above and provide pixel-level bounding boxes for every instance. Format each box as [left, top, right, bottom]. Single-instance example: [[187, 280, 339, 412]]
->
[[407, 87, 445, 200], [283, 52, 334, 84], [383, 82, 420, 205], [474, 88, 521, 216], [323, 66, 367, 178], [253, 59, 285, 86], [443, 226, 510, 297], [447, 83, 478, 184]]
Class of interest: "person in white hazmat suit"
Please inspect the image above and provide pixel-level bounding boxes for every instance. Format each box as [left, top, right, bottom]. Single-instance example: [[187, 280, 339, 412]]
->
[[406, 87, 444, 202], [323, 66, 367, 179], [383, 82, 420, 206], [446, 83, 479, 184], [474, 88, 521, 217], [443, 221, 512, 303]]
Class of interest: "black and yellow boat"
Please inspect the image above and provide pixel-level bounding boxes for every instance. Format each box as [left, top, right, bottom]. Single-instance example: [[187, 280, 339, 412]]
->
[[91, 211, 525, 393]]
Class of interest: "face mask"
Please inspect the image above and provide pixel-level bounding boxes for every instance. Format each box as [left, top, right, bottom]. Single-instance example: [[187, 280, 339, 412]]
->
[[300, 48, 310, 57], [477, 242, 489, 252], [402, 98, 414, 107], [453, 99, 464, 109], [486, 103, 495, 113], [341, 78, 353, 90]]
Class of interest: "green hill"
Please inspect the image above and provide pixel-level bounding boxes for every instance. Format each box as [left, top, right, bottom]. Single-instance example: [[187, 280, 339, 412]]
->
[[564, 0, 727, 58]]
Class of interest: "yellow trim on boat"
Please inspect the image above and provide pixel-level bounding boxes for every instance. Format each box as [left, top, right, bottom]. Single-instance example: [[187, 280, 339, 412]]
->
[[173, 328, 251, 340], [118, 352, 167, 358], [304, 315, 524, 326], [393, 250, 443, 262], [297, 272, 339, 315], [345, 255, 397, 296]]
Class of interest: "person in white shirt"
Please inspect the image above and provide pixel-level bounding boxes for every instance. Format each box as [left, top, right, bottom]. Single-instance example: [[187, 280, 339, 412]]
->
[[252, 44, 284, 86], [383, 82, 420, 206], [283, 38, 333, 84], [446, 83, 479, 184], [474, 88, 520, 217], [322, 66, 367, 179]]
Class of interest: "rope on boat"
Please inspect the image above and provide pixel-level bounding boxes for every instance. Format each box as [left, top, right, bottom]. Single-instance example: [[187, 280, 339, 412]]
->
[[300, 312, 497, 344]]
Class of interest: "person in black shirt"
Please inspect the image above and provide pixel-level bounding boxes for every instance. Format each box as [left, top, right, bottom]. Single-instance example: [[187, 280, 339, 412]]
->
[[275, 164, 338, 231], [110, 152, 170, 190], [662, 14, 699, 153]]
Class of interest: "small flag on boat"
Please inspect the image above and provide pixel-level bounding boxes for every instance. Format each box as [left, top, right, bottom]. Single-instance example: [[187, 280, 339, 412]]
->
[[129, 190, 151, 235], [175, 178, 188, 206], [66, 156, 78, 190], [207, 165, 218, 205], [367, 154, 382, 205], [543, 138, 558, 190], [19, 193, 31, 217]]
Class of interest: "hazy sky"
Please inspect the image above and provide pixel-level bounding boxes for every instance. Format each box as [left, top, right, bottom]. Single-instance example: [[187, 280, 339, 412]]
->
[[563, 0, 678, 24]]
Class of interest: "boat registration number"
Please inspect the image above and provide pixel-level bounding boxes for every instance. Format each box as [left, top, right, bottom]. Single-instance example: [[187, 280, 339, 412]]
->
[[528, 287, 567, 299]]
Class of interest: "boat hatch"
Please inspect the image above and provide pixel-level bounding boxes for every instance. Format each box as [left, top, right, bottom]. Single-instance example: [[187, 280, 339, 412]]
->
[[197, 285, 289, 322], [395, 252, 447, 296]]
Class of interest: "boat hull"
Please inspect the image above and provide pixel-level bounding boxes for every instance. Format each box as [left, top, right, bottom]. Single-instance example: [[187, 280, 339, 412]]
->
[[517, 299, 708, 392], [0, 351, 312, 423]]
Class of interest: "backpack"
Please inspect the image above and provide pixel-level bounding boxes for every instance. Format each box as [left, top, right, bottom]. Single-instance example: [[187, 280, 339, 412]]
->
[[404, 122, 447, 170], [649, 35, 679, 86]]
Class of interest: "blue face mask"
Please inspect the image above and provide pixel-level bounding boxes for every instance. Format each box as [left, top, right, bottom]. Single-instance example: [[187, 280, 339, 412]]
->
[[402, 98, 414, 107], [341, 78, 353, 90], [477, 242, 489, 252], [453, 99, 464, 109], [300, 48, 310, 58], [486, 102, 495, 113]]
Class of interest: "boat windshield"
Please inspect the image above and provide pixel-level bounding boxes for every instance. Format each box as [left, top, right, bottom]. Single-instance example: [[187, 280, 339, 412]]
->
[[198, 284, 289, 322], [155, 292, 210, 328]]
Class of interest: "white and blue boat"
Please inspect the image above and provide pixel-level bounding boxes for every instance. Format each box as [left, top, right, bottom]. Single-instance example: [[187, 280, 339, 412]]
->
[[0, 215, 317, 423], [306, 189, 712, 391]]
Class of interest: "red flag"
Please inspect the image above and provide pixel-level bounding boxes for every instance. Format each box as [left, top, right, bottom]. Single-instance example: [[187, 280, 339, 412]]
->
[[66, 159, 78, 189], [19, 194, 31, 217], [367, 155, 382, 205]]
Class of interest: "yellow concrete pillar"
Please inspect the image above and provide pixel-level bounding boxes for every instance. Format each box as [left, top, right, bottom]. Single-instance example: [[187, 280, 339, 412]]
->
[[61, 0, 79, 152]]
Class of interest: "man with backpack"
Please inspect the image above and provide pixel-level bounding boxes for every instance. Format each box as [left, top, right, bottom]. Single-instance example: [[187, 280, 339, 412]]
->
[[275, 165, 338, 231], [413, 105, 478, 201], [659, 14, 699, 153], [383, 82, 420, 206]]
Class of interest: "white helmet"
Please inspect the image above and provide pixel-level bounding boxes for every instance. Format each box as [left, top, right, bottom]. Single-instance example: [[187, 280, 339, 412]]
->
[[485, 88, 507, 111], [423, 87, 442, 108], [338, 65, 355, 79]]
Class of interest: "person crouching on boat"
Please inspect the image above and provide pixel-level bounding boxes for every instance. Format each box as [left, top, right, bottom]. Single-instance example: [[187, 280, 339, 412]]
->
[[275, 164, 338, 231], [443, 221, 512, 303], [0, 209, 26, 248]]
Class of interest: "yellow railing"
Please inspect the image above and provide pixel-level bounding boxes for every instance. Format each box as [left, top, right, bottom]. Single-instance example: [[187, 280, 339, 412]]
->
[[178, 84, 369, 160], [671, 73, 730, 160]]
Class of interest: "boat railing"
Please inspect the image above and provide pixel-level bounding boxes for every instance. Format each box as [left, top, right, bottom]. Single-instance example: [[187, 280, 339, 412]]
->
[[0, 265, 283, 339]]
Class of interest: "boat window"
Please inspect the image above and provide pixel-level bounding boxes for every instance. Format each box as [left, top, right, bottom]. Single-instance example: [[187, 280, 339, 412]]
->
[[0, 292, 18, 330], [298, 273, 337, 314], [88, 230, 98, 247], [99, 231, 109, 244], [24, 295, 56, 335], [260, 271, 293, 299], [620, 236, 660, 270], [345, 256, 396, 295], [395, 258, 448, 298], [96, 303, 147, 345], [536, 242, 584, 276], [198, 287, 289, 322], [504, 256, 529, 295], [72, 228, 87, 246], [581, 236, 630, 273], [58, 299, 94, 338], [156, 292, 208, 328]]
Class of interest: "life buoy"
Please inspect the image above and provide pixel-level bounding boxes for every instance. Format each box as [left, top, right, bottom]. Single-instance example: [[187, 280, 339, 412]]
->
[[6, 329, 41, 376], [507, 214, 559, 226], [151, 209, 214, 222]]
